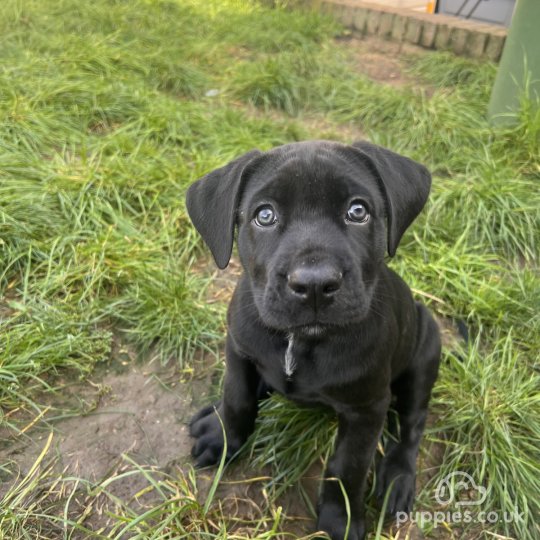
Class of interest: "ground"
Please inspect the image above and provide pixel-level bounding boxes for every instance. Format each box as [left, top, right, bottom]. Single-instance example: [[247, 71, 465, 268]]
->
[[0, 253, 437, 538], [0, 36, 429, 478], [0, 1, 538, 539]]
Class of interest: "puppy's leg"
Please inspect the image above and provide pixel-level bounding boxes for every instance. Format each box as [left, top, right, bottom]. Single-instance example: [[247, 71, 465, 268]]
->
[[376, 304, 441, 514], [317, 396, 390, 540], [190, 336, 260, 467]]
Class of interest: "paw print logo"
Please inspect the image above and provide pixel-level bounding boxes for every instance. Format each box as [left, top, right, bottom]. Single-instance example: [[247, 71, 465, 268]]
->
[[435, 471, 488, 506]]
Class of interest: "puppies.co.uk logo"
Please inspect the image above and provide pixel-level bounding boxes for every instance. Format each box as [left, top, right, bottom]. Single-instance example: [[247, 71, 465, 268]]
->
[[434, 471, 488, 506], [395, 471, 525, 529]]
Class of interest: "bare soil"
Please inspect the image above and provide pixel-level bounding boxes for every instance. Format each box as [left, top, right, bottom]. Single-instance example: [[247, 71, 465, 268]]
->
[[0, 353, 204, 476], [340, 36, 417, 87]]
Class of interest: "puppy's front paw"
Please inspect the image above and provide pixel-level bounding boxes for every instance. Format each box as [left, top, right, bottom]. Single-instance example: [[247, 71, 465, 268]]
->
[[316, 503, 366, 540], [189, 404, 241, 468], [376, 453, 416, 515]]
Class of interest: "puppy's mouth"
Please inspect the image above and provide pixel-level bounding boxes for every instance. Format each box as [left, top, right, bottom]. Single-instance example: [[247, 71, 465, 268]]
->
[[253, 271, 374, 333], [290, 323, 333, 337]]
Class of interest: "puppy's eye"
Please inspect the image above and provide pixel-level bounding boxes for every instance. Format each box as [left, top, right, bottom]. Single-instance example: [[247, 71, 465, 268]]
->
[[254, 205, 277, 227], [346, 200, 370, 224]]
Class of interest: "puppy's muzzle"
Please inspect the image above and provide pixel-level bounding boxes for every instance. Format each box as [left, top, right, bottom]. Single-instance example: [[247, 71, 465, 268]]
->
[[287, 262, 343, 311]]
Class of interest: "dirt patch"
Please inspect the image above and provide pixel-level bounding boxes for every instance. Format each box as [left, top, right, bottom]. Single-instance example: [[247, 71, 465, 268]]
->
[[0, 350, 215, 487], [336, 35, 427, 89], [52, 368, 195, 479], [0, 349, 225, 535]]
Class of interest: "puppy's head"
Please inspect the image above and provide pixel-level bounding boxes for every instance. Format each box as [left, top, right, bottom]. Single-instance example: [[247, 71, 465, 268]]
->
[[186, 141, 430, 334]]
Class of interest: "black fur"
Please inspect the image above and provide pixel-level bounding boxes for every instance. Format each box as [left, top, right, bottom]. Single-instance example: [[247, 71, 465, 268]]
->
[[186, 140, 441, 540]]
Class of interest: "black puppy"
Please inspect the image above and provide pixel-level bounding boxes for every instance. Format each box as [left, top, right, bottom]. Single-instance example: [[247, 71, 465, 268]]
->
[[186, 140, 441, 540]]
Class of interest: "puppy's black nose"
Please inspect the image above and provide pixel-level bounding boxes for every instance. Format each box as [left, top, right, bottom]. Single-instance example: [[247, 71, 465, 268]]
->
[[287, 263, 342, 307]]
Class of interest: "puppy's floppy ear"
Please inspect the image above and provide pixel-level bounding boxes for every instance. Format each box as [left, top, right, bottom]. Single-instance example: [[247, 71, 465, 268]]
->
[[186, 150, 263, 269], [351, 141, 431, 257]]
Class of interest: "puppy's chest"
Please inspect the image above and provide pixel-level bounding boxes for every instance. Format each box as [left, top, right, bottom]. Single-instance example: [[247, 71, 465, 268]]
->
[[250, 334, 365, 405]]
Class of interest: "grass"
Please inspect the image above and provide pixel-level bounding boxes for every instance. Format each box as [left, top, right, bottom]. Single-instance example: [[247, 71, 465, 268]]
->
[[0, 0, 538, 539], [1, 434, 290, 539], [430, 331, 539, 532]]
